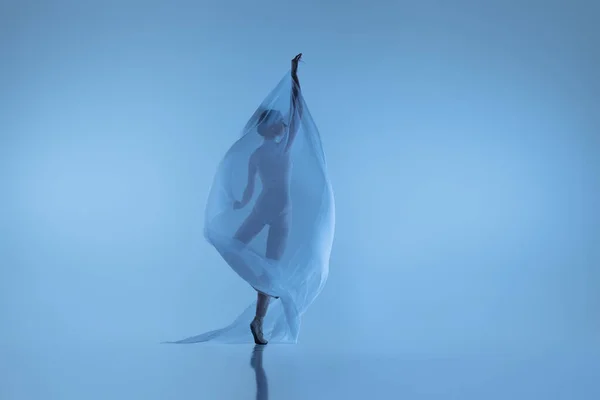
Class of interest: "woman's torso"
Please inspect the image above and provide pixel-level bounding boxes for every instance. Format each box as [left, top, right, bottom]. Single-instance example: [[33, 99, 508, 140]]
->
[[253, 141, 292, 216]]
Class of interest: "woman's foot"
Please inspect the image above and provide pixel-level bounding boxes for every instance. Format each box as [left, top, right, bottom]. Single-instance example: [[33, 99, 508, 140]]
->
[[250, 317, 268, 345]]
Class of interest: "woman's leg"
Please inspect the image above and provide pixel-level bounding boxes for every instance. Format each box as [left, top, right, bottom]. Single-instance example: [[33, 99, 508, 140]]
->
[[255, 293, 269, 320], [234, 210, 266, 244], [266, 212, 290, 260], [251, 293, 270, 345], [250, 213, 290, 345], [253, 216, 287, 299], [237, 211, 271, 344], [258, 213, 289, 310]]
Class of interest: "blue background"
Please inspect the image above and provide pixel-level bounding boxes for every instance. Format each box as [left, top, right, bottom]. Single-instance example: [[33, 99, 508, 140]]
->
[[1, 0, 598, 398]]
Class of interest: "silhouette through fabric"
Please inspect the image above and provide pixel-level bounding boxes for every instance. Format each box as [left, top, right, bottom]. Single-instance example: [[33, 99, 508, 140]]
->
[[172, 71, 335, 344]]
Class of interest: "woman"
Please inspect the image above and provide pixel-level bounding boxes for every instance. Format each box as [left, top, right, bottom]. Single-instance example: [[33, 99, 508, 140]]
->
[[232, 53, 303, 344], [169, 52, 333, 347]]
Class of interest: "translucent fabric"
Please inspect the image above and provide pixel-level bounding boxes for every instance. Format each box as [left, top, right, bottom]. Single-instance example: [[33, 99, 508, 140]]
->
[[172, 71, 335, 344]]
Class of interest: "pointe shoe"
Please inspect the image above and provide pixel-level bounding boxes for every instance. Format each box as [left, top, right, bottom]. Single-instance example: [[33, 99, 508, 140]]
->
[[250, 318, 268, 345]]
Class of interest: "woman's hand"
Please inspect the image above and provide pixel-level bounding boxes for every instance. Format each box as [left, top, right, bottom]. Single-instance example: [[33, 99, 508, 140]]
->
[[291, 53, 302, 77]]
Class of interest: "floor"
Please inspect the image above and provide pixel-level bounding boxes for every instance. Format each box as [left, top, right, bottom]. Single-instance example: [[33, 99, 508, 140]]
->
[[2, 340, 599, 399]]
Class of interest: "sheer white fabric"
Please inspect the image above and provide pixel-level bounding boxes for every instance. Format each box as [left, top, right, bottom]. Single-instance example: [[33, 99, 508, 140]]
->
[[171, 71, 334, 344]]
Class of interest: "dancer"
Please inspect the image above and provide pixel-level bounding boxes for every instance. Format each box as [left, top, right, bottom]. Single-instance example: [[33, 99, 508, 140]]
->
[[169, 52, 334, 347], [232, 53, 303, 344]]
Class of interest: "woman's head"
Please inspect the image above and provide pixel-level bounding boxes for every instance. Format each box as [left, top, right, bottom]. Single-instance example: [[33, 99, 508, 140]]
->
[[257, 109, 287, 139]]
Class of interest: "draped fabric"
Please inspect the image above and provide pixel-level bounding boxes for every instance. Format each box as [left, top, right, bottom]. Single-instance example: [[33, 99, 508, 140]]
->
[[171, 70, 334, 344]]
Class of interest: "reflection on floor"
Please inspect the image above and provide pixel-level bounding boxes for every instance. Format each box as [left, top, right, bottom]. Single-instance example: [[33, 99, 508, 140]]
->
[[251, 345, 268, 400], [2, 341, 599, 399]]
